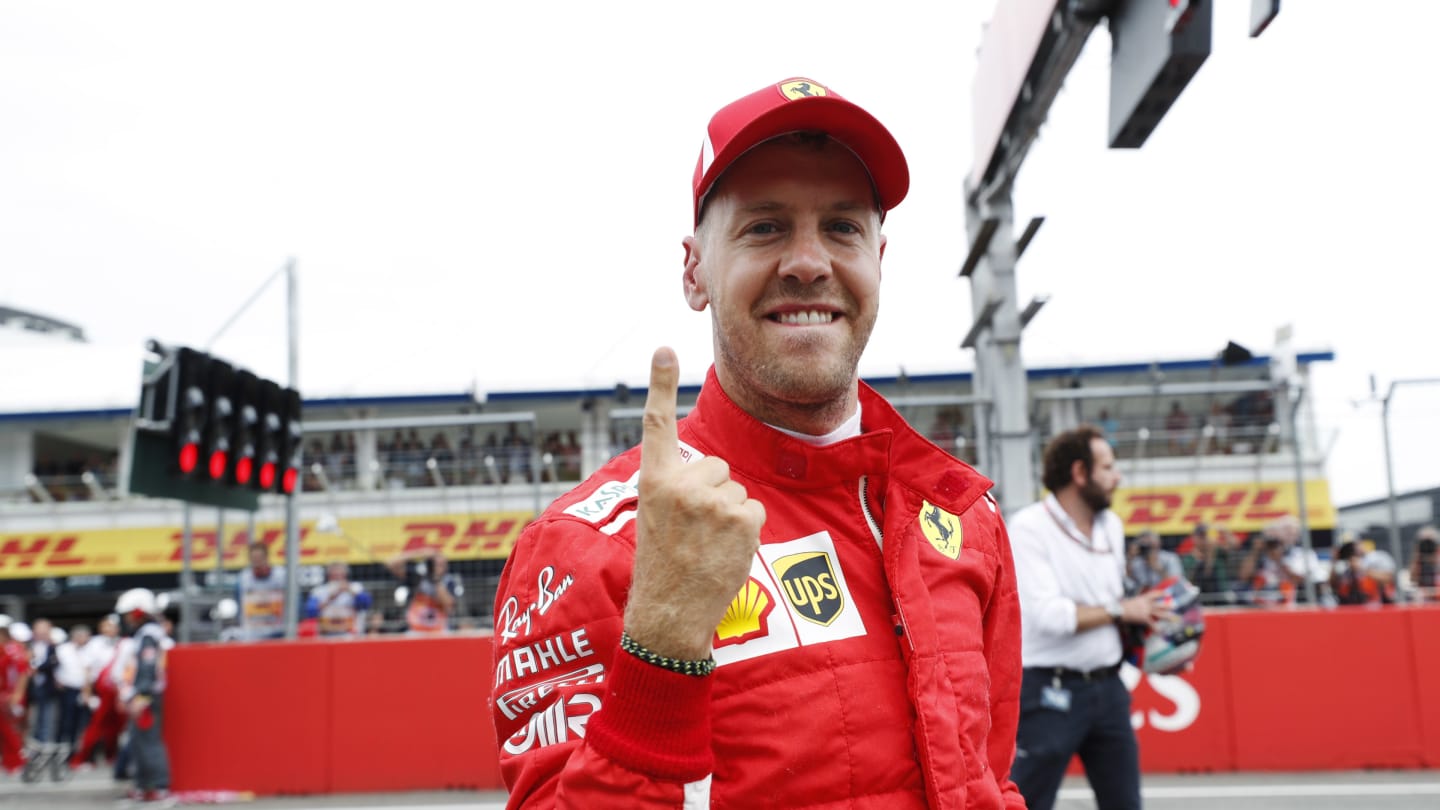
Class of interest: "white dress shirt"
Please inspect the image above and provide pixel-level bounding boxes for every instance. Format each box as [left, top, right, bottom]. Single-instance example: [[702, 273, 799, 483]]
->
[[1008, 494, 1127, 671], [55, 641, 89, 690]]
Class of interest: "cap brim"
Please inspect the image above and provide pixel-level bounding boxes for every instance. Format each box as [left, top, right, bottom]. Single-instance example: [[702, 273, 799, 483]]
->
[[696, 94, 909, 224]]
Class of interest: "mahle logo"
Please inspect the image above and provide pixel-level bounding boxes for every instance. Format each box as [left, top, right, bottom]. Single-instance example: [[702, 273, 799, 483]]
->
[[774, 551, 843, 626]]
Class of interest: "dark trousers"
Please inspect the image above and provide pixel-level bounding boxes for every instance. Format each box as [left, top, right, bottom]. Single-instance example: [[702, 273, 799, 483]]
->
[[57, 687, 86, 747], [1012, 667, 1141, 810], [129, 697, 170, 792]]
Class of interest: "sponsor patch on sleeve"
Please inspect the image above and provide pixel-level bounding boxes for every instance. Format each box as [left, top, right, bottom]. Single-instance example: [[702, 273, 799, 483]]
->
[[563, 441, 705, 525]]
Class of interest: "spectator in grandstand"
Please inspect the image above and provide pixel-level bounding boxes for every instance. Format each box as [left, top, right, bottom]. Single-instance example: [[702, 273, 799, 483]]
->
[[1182, 524, 1238, 602], [0, 617, 29, 775], [363, 610, 391, 636], [54, 624, 91, 749], [492, 78, 1026, 808], [1227, 387, 1275, 453], [305, 439, 329, 491], [238, 542, 287, 641], [1201, 401, 1232, 454], [560, 431, 582, 481], [25, 617, 60, 743], [1094, 408, 1119, 441], [1238, 522, 1306, 606], [1164, 400, 1192, 454], [305, 561, 373, 636], [1358, 537, 1398, 597], [456, 427, 478, 484], [1009, 425, 1172, 810], [1329, 539, 1393, 606], [429, 432, 455, 473], [503, 426, 532, 483], [1128, 529, 1184, 593], [386, 549, 459, 634], [1410, 525, 1439, 601]]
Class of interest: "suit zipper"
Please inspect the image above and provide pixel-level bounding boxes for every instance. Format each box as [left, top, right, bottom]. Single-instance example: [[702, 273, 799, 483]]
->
[[858, 475, 882, 548], [859, 476, 909, 642]]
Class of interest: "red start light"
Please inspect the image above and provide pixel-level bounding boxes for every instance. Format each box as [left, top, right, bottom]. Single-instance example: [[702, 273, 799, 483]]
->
[[179, 443, 199, 474], [208, 451, 228, 481], [235, 456, 254, 485], [281, 467, 299, 495], [259, 462, 276, 490]]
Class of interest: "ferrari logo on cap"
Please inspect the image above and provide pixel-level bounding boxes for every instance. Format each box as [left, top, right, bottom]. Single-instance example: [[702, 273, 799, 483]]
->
[[780, 79, 828, 101], [920, 501, 963, 560]]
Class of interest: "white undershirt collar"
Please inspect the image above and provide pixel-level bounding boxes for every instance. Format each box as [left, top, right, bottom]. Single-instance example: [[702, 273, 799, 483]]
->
[[769, 404, 863, 447]]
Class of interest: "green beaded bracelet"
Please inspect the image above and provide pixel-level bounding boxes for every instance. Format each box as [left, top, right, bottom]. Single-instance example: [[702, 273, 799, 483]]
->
[[620, 630, 716, 677]]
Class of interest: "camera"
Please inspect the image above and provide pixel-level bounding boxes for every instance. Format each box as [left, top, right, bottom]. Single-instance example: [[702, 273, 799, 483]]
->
[[1420, 537, 1438, 556]]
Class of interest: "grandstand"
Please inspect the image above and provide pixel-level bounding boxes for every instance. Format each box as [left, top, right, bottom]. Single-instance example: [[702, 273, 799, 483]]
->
[[0, 313, 1340, 631]]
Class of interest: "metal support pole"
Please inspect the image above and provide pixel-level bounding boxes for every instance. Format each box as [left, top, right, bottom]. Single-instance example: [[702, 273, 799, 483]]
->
[[963, 180, 1035, 516], [1286, 382, 1318, 606], [180, 503, 194, 644], [284, 257, 301, 639], [215, 508, 225, 575], [1371, 377, 1440, 570], [1382, 391, 1402, 569]]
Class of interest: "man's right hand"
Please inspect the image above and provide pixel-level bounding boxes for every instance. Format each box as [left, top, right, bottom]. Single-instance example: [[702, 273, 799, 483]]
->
[[1121, 590, 1176, 629], [623, 347, 766, 662]]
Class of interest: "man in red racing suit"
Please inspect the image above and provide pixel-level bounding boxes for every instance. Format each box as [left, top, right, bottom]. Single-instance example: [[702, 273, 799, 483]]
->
[[491, 77, 1025, 809]]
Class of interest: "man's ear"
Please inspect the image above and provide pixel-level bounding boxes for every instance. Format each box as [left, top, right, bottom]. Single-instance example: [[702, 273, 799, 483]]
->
[[1070, 458, 1089, 489], [878, 233, 887, 280], [682, 234, 709, 312]]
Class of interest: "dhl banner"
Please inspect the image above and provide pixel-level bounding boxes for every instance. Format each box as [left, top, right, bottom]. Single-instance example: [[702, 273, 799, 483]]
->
[[0, 511, 534, 579], [1111, 479, 1335, 536]]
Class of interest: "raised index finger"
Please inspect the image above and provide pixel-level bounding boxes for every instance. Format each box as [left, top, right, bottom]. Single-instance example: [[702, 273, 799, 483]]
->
[[640, 346, 680, 471]]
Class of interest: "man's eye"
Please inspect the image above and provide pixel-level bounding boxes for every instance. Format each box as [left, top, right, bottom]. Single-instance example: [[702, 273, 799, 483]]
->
[[829, 221, 860, 234], [747, 222, 778, 235]]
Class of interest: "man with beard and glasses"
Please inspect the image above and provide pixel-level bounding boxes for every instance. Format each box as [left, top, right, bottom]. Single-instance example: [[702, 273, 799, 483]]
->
[[1007, 425, 1171, 810], [490, 78, 1026, 809]]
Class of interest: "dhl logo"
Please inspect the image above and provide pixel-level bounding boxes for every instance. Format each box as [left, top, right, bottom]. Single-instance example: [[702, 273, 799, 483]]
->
[[0, 537, 87, 570], [1111, 480, 1335, 534], [0, 511, 532, 578]]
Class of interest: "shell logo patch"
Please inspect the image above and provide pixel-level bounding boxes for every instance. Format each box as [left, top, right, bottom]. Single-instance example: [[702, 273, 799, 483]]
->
[[774, 551, 843, 626], [920, 501, 963, 560], [715, 577, 775, 648], [779, 79, 828, 101]]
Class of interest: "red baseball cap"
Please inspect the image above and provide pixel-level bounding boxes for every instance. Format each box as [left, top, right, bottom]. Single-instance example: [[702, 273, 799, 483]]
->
[[692, 77, 909, 226]]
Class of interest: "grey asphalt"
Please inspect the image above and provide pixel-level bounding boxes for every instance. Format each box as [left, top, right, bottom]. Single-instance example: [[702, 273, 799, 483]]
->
[[4, 768, 1439, 808]]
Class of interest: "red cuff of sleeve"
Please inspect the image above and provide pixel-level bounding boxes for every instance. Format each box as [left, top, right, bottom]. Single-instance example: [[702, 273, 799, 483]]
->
[[584, 642, 714, 782]]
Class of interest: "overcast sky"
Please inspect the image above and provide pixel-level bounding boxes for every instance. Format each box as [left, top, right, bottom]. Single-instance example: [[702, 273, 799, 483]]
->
[[1, 1, 1436, 507]]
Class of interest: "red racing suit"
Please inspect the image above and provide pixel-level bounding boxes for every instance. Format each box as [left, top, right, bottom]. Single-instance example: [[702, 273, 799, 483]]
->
[[491, 369, 1025, 809]]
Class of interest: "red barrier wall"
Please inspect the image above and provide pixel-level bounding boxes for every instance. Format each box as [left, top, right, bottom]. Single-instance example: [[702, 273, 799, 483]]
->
[[166, 634, 499, 794], [1127, 605, 1440, 773], [165, 607, 1440, 796]]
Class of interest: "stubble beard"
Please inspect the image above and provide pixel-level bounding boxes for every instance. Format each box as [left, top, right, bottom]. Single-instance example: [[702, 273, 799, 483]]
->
[[1079, 477, 1113, 514], [714, 310, 874, 425]]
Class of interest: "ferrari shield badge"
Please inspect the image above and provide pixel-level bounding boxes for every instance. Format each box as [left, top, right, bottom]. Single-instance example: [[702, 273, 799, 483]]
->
[[920, 500, 963, 560]]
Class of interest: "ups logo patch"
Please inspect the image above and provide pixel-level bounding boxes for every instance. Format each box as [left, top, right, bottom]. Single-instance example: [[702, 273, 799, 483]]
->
[[774, 551, 843, 626]]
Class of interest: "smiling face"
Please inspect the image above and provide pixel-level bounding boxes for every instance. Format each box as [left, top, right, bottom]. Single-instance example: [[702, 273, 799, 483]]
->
[[683, 135, 885, 433]]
